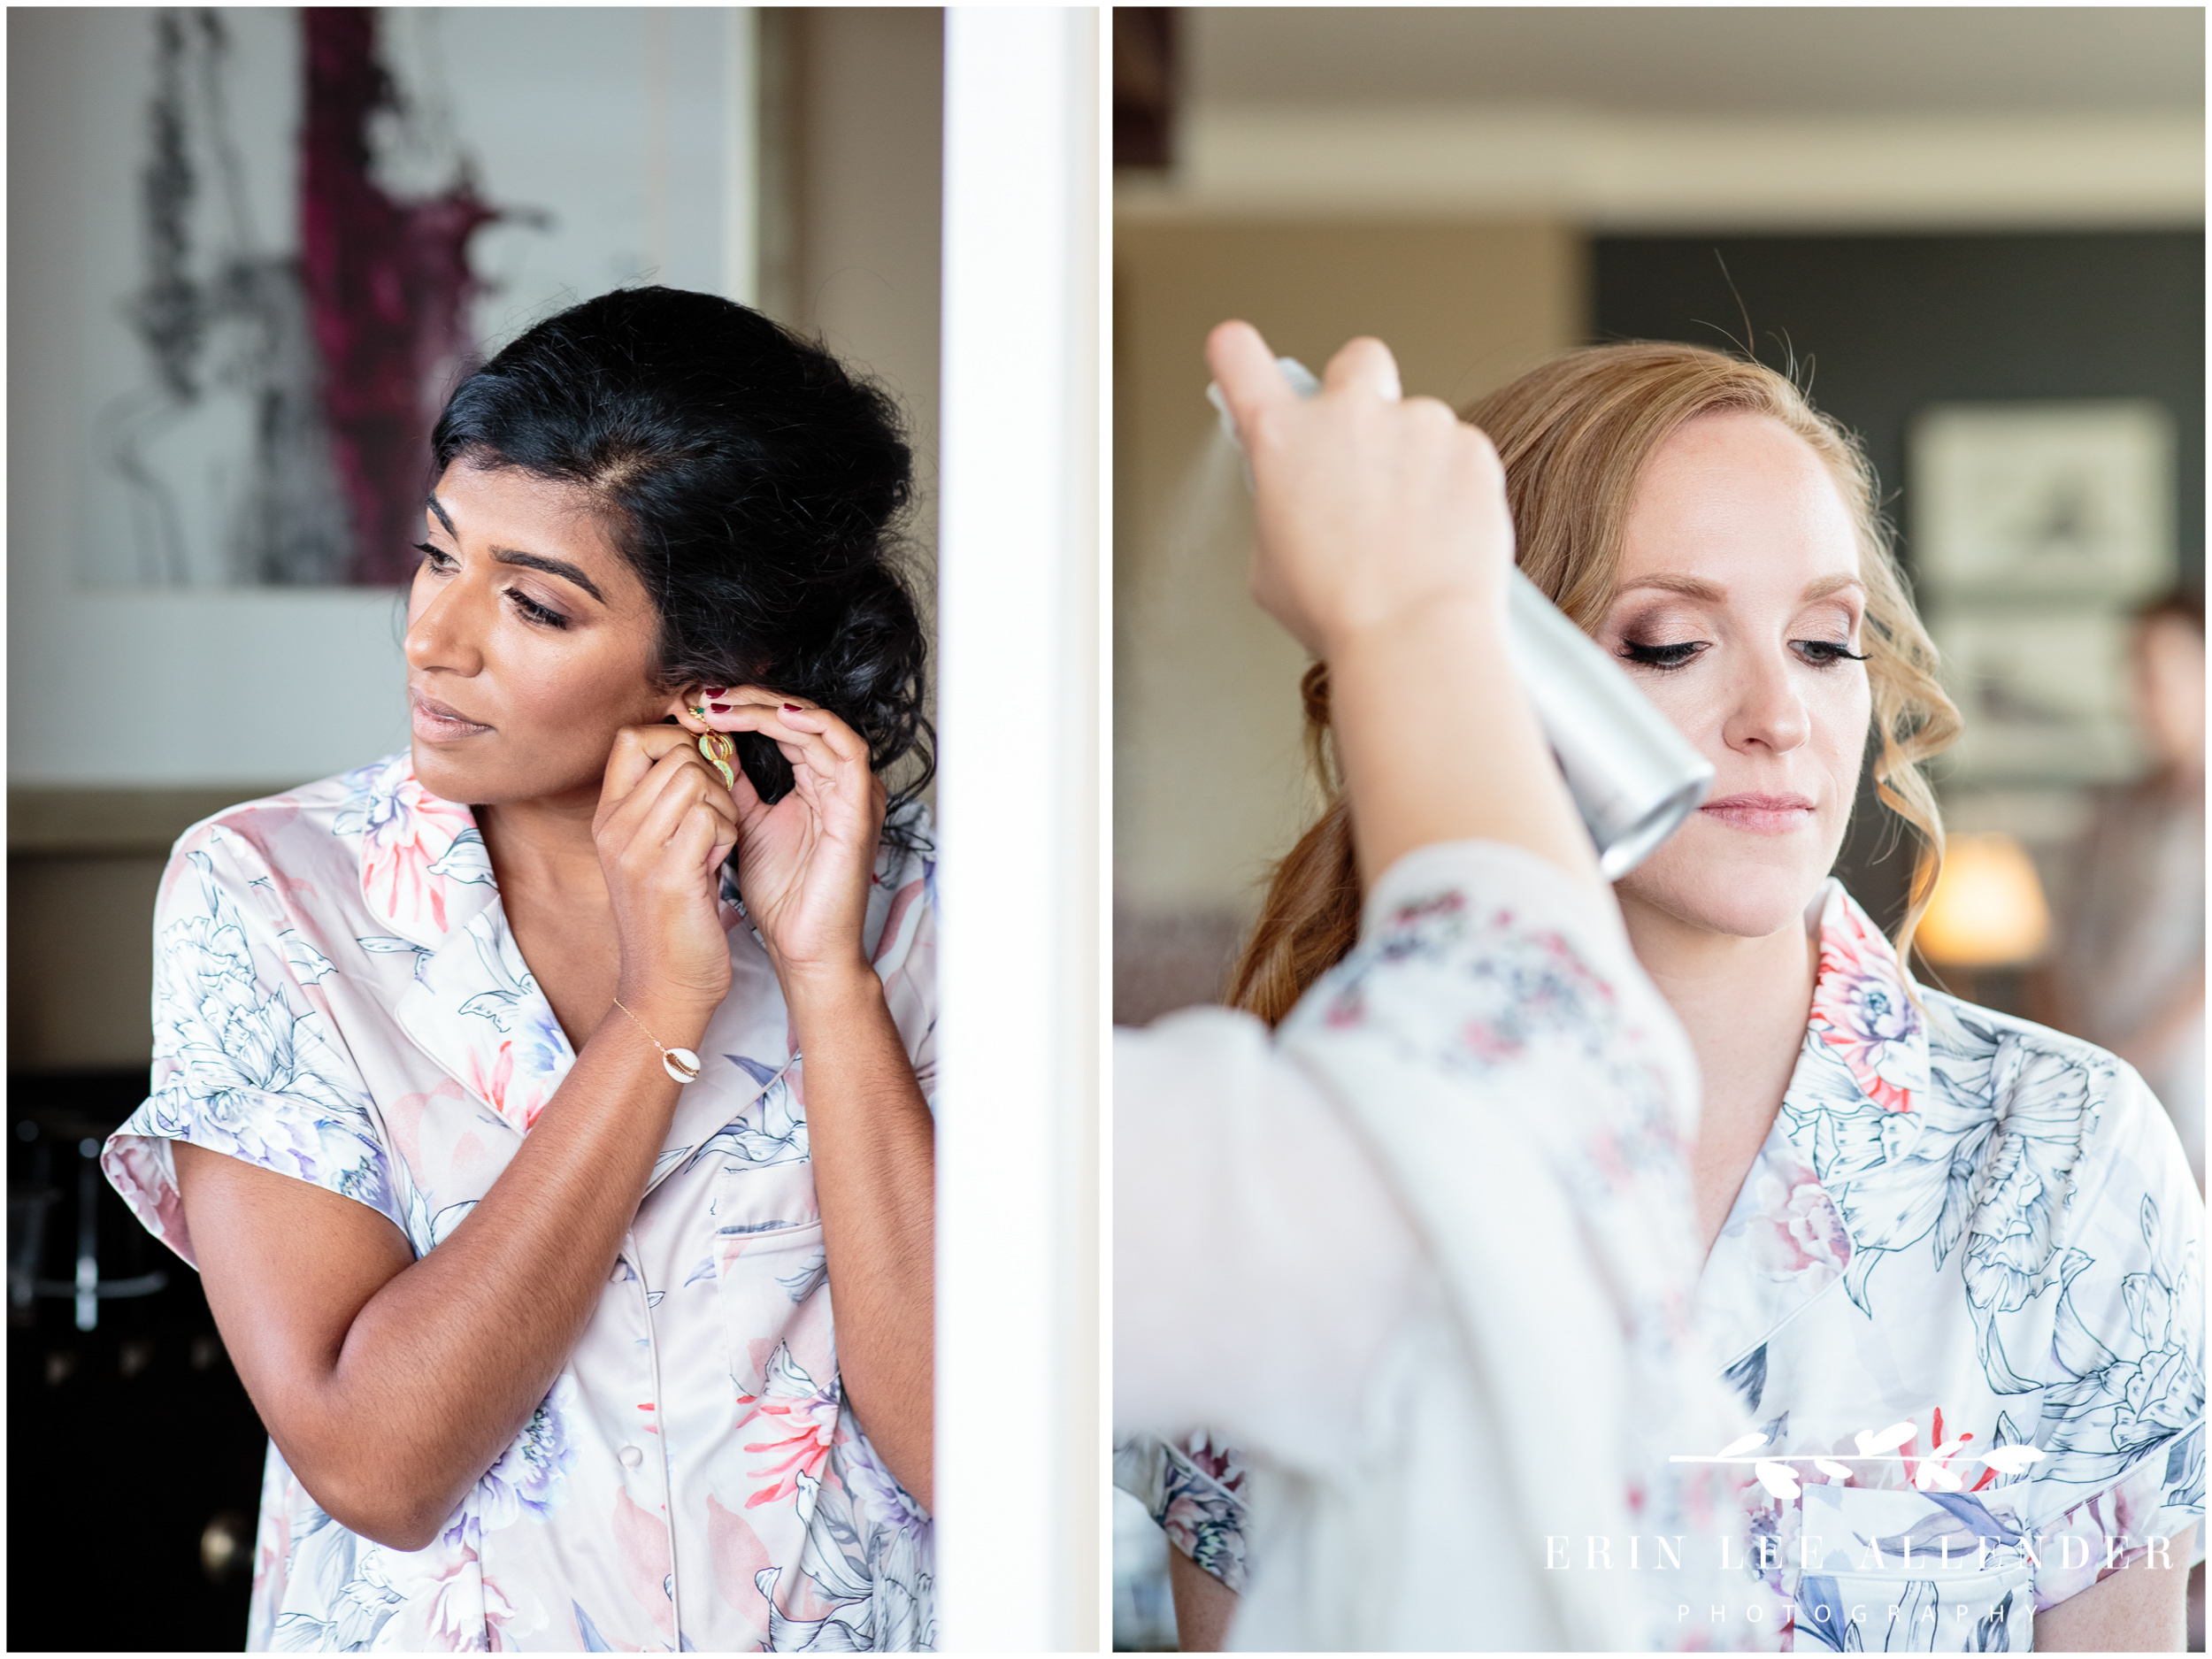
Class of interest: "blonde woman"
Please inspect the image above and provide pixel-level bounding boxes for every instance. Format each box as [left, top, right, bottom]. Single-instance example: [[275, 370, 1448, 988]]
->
[[1130, 343, 2202, 1651], [1117, 326, 1754, 1652]]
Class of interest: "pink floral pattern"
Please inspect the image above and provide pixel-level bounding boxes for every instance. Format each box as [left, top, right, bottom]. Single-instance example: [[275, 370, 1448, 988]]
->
[[106, 754, 940, 1651], [1741, 1161, 1853, 1285], [1806, 884, 1927, 1114], [337, 753, 482, 943], [741, 1344, 842, 1511], [1148, 1432, 1250, 1592]]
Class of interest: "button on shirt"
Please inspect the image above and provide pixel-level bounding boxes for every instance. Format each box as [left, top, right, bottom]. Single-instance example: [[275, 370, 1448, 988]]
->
[[104, 753, 939, 1653]]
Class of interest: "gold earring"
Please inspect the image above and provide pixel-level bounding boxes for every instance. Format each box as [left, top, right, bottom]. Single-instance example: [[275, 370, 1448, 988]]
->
[[698, 731, 738, 790]]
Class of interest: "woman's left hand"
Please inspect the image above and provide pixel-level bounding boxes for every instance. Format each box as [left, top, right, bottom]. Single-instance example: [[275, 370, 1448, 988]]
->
[[683, 689, 934, 1508], [680, 688, 886, 993]]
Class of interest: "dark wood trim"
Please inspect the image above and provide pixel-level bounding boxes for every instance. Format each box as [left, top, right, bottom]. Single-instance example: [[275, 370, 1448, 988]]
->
[[8, 787, 273, 858]]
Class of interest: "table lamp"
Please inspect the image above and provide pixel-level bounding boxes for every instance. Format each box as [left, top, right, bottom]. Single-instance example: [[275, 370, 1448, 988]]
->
[[1916, 831, 2052, 967]]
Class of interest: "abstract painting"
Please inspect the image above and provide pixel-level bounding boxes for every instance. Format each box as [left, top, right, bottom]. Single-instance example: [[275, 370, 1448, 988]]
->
[[82, 7, 747, 588]]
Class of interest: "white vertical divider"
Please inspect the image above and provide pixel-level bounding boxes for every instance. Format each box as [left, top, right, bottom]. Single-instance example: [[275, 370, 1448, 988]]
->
[[936, 7, 1102, 1651]]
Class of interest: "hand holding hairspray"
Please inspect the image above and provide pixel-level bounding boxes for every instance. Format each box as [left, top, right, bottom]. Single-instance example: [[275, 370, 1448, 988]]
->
[[1208, 357, 1712, 879]]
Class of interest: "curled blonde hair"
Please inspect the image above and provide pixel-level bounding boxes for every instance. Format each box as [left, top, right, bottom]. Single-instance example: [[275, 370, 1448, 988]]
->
[[1227, 342, 1962, 1025]]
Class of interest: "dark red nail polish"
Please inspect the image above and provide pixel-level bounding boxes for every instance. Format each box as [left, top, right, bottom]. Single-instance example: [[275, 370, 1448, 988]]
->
[[703, 686, 728, 695], [710, 702, 732, 712], [783, 703, 803, 711]]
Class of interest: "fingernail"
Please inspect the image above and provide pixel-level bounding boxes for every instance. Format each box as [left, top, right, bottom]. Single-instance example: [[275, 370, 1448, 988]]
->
[[703, 686, 728, 696], [782, 703, 803, 711], [710, 702, 732, 712]]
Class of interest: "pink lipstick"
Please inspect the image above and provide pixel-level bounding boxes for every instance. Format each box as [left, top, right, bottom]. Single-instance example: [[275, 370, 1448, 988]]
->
[[1698, 792, 1814, 835], [409, 688, 492, 742]]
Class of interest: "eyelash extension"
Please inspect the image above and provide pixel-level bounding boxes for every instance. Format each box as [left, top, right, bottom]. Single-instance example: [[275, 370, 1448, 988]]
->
[[1794, 640, 1869, 665], [411, 542, 569, 629], [508, 590, 570, 629], [1620, 638, 1870, 671], [1619, 640, 1705, 670]]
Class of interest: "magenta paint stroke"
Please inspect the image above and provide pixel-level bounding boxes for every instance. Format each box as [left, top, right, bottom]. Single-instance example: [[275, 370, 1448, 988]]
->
[[301, 8, 502, 586]]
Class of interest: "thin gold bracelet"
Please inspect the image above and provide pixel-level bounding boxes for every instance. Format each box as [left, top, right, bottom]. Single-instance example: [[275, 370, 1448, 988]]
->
[[611, 997, 703, 1084]]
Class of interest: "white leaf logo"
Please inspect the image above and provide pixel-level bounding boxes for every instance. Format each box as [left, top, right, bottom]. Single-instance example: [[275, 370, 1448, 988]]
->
[[1755, 1460, 1801, 1500], [1814, 1458, 1854, 1481], [1854, 1421, 1916, 1458], [1914, 1461, 1964, 1492], [1978, 1444, 2046, 1475], [1717, 1432, 1769, 1460]]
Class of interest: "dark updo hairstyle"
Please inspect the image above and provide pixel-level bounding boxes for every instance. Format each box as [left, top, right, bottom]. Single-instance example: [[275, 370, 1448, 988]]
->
[[430, 286, 933, 844]]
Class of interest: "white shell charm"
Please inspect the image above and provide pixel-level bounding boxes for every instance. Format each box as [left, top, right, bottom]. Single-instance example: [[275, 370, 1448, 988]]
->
[[609, 995, 704, 1086]]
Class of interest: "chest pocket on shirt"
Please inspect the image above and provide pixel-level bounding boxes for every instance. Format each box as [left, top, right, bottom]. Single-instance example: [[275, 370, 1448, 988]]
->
[[706, 1099, 835, 1402], [1793, 1486, 2035, 1654]]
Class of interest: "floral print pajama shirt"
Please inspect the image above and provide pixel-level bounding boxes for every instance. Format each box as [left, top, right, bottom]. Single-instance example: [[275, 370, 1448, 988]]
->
[[106, 753, 939, 1652], [1125, 878, 2204, 1651], [1119, 841, 1759, 1650]]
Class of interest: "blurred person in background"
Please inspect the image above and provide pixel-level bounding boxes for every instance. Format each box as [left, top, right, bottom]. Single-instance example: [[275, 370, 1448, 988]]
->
[[1115, 324, 1756, 1651], [1135, 342, 2203, 1652], [101, 289, 940, 1652], [2051, 588, 2205, 1191]]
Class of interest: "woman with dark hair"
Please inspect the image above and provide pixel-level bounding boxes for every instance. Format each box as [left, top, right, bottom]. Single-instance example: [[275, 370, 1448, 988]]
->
[[104, 287, 939, 1652]]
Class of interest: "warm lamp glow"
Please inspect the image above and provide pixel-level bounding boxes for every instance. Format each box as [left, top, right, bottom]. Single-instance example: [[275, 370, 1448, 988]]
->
[[1916, 833, 2052, 967]]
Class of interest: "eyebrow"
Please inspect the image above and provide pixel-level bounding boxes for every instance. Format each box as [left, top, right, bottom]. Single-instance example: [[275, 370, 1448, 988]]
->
[[1614, 572, 1866, 603], [1801, 574, 1865, 603], [1615, 573, 1725, 602], [423, 495, 608, 605]]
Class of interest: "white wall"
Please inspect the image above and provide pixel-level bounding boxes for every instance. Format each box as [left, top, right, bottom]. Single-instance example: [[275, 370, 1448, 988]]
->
[[1112, 221, 1585, 919]]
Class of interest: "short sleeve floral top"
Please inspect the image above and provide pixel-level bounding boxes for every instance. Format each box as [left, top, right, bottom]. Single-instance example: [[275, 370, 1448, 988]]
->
[[104, 752, 939, 1653], [1126, 879, 2204, 1652]]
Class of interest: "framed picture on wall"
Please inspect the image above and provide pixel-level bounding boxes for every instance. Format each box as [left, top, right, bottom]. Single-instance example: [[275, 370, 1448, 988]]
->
[[1925, 609, 2145, 787], [1910, 398, 2176, 790], [70, 7, 747, 590], [1909, 399, 2175, 603]]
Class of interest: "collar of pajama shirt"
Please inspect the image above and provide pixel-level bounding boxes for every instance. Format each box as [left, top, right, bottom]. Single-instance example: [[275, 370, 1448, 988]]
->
[[104, 752, 939, 1653], [1689, 879, 2204, 1653]]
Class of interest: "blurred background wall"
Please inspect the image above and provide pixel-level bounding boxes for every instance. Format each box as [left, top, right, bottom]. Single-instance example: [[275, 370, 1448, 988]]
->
[[6, 10, 941, 1647], [1109, 4, 2204, 1024]]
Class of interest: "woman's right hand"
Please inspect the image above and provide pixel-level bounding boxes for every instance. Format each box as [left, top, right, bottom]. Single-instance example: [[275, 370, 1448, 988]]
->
[[1205, 320, 1516, 657], [1208, 319, 1600, 895], [594, 726, 741, 1015]]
